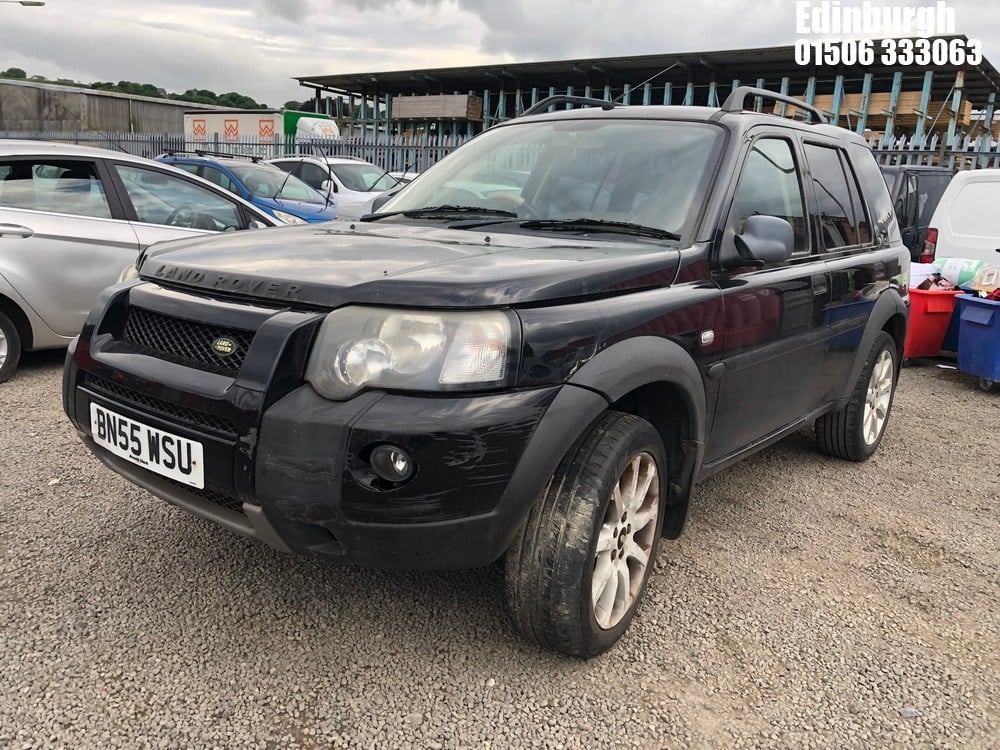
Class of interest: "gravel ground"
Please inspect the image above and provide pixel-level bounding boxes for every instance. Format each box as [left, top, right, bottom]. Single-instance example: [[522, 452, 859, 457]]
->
[[1, 351, 997, 749]]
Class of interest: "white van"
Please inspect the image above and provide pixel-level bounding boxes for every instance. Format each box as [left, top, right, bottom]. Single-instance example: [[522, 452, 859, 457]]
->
[[924, 168, 1000, 268]]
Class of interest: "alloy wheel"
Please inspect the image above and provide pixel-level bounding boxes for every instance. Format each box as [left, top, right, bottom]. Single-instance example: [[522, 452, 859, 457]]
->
[[863, 349, 894, 445], [592, 452, 660, 630]]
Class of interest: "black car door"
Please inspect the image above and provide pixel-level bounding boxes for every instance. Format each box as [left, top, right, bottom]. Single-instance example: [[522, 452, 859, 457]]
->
[[705, 131, 831, 465]]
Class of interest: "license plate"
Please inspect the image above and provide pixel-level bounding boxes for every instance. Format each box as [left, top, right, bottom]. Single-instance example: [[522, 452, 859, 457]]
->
[[90, 402, 205, 489]]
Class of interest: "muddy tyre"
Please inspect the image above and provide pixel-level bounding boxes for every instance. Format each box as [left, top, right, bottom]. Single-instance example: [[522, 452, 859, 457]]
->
[[504, 411, 667, 657]]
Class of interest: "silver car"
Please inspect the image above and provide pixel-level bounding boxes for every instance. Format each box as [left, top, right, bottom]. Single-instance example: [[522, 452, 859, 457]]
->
[[0, 140, 280, 382]]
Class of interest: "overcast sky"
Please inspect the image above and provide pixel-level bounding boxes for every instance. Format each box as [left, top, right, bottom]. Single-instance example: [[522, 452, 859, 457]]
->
[[2, 0, 998, 107]]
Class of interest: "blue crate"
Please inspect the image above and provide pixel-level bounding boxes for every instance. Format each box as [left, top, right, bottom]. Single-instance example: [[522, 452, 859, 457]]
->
[[956, 295, 1000, 388]]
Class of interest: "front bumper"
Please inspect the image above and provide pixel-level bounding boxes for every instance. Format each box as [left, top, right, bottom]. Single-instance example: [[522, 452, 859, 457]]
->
[[64, 283, 608, 569]]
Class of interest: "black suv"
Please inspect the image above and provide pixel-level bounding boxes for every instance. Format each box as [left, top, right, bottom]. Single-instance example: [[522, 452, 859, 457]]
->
[[64, 88, 908, 657]]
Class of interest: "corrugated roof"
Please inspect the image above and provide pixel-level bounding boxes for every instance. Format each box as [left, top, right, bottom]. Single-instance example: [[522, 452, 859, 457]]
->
[[296, 36, 1000, 106]]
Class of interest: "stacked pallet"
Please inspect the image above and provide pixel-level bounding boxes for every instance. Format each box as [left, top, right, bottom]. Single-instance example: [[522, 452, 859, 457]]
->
[[775, 92, 971, 133]]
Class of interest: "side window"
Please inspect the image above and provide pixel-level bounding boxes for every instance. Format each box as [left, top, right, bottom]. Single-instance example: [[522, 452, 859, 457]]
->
[[894, 174, 917, 226], [299, 162, 330, 191], [198, 166, 240, 196], [804, 144, 865, 250], [0, 159, 113, 219], [172, 163, 201, 177], [732, 138, 808, 254], [114, 164, 247, 231], [917, 174, 951, 224], [848, 143, 900, 245]]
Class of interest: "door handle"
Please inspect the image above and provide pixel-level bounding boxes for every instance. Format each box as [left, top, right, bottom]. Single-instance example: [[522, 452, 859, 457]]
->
[[0, 224, 34, 238], [811, 274, 828, 296]]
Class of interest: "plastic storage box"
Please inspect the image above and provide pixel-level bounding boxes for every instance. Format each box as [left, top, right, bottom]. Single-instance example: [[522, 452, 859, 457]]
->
[[956, 294, 1000, 390], [903, 289, 964, 359]]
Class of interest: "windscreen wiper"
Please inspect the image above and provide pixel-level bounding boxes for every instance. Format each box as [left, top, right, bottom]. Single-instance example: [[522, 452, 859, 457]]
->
[[517, 218, 681, 241], [361, 205, 518, 222]]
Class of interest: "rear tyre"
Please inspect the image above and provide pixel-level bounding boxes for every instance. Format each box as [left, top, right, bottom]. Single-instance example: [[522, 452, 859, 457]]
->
[[0, 311, 22, 384], [816, 331, 898, 461], [504, 412, 667, 658]]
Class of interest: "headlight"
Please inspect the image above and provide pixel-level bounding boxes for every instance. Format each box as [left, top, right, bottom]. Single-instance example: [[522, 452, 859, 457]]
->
[[117, 263, 140, 283], [305, 307, 517, 400], [272, 209, 308, 225]]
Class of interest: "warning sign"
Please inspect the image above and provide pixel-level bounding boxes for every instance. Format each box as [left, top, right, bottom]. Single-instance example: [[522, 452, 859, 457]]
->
[[259, 119, 276, 138], [192, 119, 207, 142], [224, 119, 240, 142]]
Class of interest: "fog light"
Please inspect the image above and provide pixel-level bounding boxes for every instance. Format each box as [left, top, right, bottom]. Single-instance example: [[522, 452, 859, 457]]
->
[[369, 445, 415, 482]]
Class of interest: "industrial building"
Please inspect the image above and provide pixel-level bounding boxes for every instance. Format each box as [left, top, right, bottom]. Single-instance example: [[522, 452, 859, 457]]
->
[[0, 78, 224, 133], [296, 36, 1000, 145]]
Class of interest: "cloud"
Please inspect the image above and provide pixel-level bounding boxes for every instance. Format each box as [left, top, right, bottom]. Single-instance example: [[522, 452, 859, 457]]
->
[[254, 0, 313, 23], [0, 0, 996, 111]]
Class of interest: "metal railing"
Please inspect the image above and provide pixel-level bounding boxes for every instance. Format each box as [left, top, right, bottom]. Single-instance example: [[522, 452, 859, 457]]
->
[[5, 130, 1000, 172], [0, 131, 472, 172]]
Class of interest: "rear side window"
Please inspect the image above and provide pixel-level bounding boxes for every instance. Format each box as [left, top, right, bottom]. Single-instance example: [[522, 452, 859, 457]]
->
[[804, 144, 864, 250], [0, 159, 113, 219], [849, 143, 900, 245]]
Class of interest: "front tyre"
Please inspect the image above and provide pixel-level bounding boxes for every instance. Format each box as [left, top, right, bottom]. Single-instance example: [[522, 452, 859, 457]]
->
[[816, 330, 898, 461], [504, 412, 667, 658]]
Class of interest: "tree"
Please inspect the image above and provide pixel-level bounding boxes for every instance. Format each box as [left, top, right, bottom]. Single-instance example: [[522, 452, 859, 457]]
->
[[0, 67, 26, 79], [217, 91, 265, 109]]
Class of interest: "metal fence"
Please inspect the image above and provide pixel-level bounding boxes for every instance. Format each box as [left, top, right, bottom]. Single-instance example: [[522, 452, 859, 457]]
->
[[5, 129, 1000, 173], [0, 131, 472, 173]]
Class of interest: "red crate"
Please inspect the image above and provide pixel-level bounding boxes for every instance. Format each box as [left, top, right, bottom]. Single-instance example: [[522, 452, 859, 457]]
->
[[903, 289, 964, 359]]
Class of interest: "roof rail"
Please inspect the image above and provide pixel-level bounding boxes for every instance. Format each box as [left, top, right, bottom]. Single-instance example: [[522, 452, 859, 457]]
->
[[162, 148, 263, 163], [521, 95, 617, 117], [714, 86, 828, 124]]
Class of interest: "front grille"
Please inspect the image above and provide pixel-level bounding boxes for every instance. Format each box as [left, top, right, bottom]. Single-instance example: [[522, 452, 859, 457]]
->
[[85, 375, 238, 439], [121, 306, 254, 376], [162, 477, 245, 514]]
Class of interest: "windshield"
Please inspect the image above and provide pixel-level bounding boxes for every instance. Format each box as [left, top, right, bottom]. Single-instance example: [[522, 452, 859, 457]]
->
[[377, 119, 724, 237], [228, 163, 326, 202], [330, 163, 399, 192]]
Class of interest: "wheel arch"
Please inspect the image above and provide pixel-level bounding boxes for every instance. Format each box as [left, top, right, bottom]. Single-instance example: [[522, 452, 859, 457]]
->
[[837, 291, 908, 407], [0, 292, 33, 351], [569, 336, 707, 538]]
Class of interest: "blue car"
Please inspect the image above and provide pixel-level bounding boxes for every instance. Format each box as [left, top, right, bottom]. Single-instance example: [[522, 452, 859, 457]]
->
[[157, 153, 337, 224]]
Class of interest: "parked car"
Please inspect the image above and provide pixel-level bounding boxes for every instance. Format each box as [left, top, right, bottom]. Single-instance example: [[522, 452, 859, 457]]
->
[[267, 155, 401, 219], [0, 140, 282, 383], [64, 89, 908, 657], [880, 164, 953, 262], [156, 153, 337, 224], [922, 167, 1000, 267]]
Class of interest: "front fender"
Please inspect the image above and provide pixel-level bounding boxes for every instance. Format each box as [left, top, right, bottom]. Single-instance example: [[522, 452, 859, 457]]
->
[[568, 336, 708, 538], [568, 336, 707, 444]]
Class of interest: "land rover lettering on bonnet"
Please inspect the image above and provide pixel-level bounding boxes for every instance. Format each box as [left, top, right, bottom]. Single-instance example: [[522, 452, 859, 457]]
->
[[64, 88, 908, 657]]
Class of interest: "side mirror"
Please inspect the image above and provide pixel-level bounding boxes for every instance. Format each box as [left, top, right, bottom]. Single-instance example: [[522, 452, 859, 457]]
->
[[321, 179, 337, 194], [248, 219, 269, 230], [733, 215, 795, 267]]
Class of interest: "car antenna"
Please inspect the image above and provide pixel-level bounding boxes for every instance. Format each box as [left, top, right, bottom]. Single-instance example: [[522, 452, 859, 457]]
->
[[612, 62, 680, 103]]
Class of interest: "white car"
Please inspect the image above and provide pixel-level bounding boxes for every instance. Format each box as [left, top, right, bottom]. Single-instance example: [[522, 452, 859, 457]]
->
[[267, 155, 402, 219], [924, 168, 1000, 268], [0, 140, 280, 382]]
